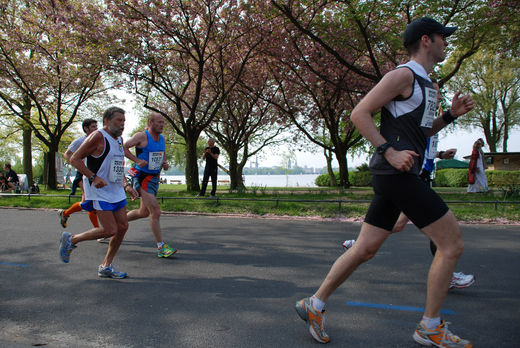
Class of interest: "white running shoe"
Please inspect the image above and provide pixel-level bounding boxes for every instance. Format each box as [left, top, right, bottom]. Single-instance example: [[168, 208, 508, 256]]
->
[[449, 272, 475, 289], [342, 239, 356, 251]]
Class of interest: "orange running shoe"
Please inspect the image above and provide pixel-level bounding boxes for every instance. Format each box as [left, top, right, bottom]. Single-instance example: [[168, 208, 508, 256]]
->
[[413, 320, 473, 347], [295, 297, 330, 343]]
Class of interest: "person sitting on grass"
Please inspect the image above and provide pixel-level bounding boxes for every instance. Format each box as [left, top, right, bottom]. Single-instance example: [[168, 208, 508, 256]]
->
[[0, 174, 15, 192]]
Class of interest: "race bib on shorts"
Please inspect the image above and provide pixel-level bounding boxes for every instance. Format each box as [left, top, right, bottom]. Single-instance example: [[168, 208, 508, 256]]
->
[[148, 151, 164, 171], [109, 158, 125, 183], [421, 87, 437, 128]]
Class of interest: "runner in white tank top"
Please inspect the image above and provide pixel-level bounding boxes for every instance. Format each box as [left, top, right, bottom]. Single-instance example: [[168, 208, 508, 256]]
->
[[59, 107, 138, 279], [81, 128, 126, 204]]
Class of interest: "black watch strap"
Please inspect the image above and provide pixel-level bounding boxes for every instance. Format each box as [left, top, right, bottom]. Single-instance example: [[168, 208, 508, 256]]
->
[[88, 174, 97, 184], [376, 142, 392, 155]]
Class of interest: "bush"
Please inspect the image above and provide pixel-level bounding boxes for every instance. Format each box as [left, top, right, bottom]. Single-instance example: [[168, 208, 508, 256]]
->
[[434, 169, 520, 187], [498, 184, 520, 198], [486, 170, 520, 186], [315, 170, 372, 187], [315, 172, 340, 187], [349, 171, 372, 186], [356, 163, 370, 172], [434, 169, 468, 187]]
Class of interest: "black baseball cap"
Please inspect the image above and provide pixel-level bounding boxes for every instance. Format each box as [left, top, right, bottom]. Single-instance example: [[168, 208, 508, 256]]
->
[[403, 17, 457, 47]]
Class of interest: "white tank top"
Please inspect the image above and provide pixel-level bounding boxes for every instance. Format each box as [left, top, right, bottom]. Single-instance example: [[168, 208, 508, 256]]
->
[[82, 129, 126, 203]]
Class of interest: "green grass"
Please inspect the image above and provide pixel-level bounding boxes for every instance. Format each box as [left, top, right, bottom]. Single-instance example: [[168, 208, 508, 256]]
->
[[1, 184, 519, 222]]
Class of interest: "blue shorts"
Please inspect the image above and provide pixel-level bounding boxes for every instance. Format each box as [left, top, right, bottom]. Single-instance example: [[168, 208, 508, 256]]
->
[[133, 172, 160, 196], [81, 199, 127, 212]]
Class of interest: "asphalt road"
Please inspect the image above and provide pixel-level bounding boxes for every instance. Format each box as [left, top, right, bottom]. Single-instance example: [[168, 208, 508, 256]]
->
[[1, 208, 519, 347]]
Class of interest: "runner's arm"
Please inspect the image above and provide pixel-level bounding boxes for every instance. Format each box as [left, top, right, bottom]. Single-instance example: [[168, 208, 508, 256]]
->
[[429, 92, 474, 136], [70, 131, 107, 188], [124, 177, 138, 200], [63, 149, 73, 162], [351, 69, 419, 172], [123, 132, 148, 167]]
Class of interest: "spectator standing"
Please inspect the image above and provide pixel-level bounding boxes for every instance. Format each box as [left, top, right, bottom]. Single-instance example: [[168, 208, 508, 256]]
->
[[198, 138, 220, 197], [467, 138, 488, 193]]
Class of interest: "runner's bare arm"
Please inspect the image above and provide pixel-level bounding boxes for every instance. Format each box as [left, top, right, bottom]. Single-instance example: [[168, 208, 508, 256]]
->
[[63, 149, 73, 162], [123, 132, 148, 167], [429, 92, 474, 136], [70, 131, 107, 188], [124, 177, 139, 200], [351, 69, 418, 172]]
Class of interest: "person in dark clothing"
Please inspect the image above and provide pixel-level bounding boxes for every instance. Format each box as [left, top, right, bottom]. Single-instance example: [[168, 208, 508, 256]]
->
[[294, 17, 475, 347], [199, 138, 220, 197], [4, 163, 19, 186], [0, 174, 15, 192]]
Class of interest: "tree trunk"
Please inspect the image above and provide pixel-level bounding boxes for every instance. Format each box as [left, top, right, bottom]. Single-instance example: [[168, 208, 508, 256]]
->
[[483, 125, 496, 153], [503, 115, 509, 152], [43, 152, 48, 185], [21, 96, 33, 185], [227, 152, 245, 190], [46, 148, 57, 190], [22, 127, 33, 185], [335, 149, 350, 188], [324, 148, 337, 186], [184, 135, 200, 192], [235, 165, 245, 189], [490, 114, 498, 152]]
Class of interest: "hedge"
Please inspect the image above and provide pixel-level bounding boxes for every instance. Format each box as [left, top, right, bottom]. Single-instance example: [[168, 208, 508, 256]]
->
[[350, 171, 372, 186], [434, 169, 520, 187], [315, 172, 340, 187], [316, 169, 520, 188], [315, 171, 372, 187]]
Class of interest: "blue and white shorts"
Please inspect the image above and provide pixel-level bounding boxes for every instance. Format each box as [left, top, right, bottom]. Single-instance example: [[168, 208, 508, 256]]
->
[[81, 199, 127, 212]]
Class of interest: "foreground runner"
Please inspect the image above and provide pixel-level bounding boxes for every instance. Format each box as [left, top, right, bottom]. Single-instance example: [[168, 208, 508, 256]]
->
[[58, 118, 99, 229], [59, 106, 138, 278], [124, 112, 177, 258], [295, 17, 474, 347], [343, 79, 475, 291]]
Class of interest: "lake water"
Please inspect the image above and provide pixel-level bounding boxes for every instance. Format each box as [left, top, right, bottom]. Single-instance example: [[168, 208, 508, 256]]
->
[[162, 174, 320, 187]]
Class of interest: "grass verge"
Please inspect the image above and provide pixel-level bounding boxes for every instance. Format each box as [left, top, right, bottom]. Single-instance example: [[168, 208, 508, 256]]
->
[[1, 184, 519, 223]]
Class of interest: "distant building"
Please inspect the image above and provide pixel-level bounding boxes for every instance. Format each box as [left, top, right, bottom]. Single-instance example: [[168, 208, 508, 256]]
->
[[463, 152, 520, 171]]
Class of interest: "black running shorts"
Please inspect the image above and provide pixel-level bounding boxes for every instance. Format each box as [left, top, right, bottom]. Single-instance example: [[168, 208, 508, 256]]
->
[[364, 174, 449, 231]]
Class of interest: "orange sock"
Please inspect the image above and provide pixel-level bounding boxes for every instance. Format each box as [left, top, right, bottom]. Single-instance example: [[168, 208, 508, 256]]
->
[[88, 211, 100, 228], [64, 202, 82, 216]]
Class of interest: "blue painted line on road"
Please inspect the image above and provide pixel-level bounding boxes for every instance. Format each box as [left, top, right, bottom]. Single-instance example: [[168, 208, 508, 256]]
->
[[347, 301, 455, 315], [0, 261, 30, 268]]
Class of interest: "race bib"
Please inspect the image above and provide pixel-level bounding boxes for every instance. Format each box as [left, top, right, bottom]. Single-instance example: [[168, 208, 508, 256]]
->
[[421, 87, 437, 128], [148, 151, 164, 171], [426, 134, 439, 160], [109, 158, 125, 183]]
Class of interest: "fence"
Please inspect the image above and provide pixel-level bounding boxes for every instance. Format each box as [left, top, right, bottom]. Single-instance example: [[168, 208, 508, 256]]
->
[[1, 193, 519, 212]]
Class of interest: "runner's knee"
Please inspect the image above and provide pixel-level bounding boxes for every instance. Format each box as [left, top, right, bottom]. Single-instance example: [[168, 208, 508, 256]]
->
[[437, 239, 464, 259], [352, 244, 379, 262], [117, 221, 129, 233], [150, 205, 161, 217], [138, 207, 150, 218]]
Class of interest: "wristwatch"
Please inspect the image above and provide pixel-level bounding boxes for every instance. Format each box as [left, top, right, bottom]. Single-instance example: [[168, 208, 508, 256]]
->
[[88, 174, 97, 184], [376, 142, 392, 155]]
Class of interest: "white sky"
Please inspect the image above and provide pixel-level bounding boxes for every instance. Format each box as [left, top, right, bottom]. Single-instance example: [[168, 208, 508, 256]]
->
[[119, 91, 520, 169]]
